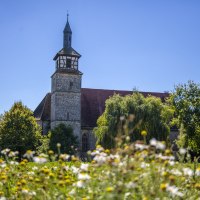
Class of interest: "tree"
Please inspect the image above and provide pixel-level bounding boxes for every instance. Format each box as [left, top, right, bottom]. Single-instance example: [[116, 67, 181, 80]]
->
[[49, 124, 78, 155], [0, 102, 42, 157], [94, 92, 173, 148], [170, 81, 200, 152]]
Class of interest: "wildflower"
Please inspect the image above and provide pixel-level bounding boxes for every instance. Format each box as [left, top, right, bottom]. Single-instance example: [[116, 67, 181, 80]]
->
[[93, 153, 107, 165], [78, 173, 91, 180], [165, 149, 171, 155], [156, 142, 166, 150], [183, 168, 193, 176], [1, 148, 10, 155], [8, 151, 17, 158], [105, 149, 110, 154], [21, 188, 29, 194], [32, 166, 38, 171], [170, 169, 182, 176], [71, 166, 79, 174], [179, 148, 187, 155], [126, 182, 137, 189], [141, 130, 147, 136], [150, 138, 157, 146], [10, 161, 19, 165], [120, 116, 125, 121], [195, 168, 200, 176], [69, 189, 76, 195], [96, 145, 104, 152], [135, 144, 148, 151], [33, 157, 47, 164], [140, 162, 149, 168], [106, 187, 114, 192], [57, 143, 61, 148], [169, 175, 175, 183], [80, 163, 89, 171], [160, 183, 167, 191], [194, 183, 200, 190], [48, 150, 54, 155], [75, 180, 85, 188], [59, 154, 70, 161], [21, 179, 26, 185], [23, 150, 35, 160], [166, 185, 184, 197]]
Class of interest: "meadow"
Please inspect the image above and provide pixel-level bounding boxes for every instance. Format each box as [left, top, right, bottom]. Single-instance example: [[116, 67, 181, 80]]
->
[[0, 138, 200, 200]]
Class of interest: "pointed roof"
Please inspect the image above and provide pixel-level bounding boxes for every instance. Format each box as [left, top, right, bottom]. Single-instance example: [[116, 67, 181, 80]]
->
[[63, 17, 72, 33]]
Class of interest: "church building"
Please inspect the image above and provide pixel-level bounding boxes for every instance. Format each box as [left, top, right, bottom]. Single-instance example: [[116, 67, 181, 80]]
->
[[34, 17, 170, 152]]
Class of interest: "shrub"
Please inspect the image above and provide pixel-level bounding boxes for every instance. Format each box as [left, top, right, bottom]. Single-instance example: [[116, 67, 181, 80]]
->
[[0, 102, 42, 158], [49, 123, 78, 155]]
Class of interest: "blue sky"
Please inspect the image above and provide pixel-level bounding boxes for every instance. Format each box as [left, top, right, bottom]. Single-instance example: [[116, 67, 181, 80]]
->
[[0, 0, 200, 114]]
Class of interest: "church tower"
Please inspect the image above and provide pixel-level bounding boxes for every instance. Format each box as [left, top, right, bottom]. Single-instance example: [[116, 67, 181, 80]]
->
[[51, 16, 82, 144]]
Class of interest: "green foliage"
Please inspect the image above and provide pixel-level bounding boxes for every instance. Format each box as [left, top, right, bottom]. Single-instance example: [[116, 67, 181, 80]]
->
[[36, 134, 50, 154], [94, 92, 173, 148], [0, 102, 42, 157], [49, 124, 78, 154], [170, 81, 200, 152]]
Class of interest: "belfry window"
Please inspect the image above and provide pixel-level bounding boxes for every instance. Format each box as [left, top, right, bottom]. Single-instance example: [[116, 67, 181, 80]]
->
[[67, 59, 71, 68]]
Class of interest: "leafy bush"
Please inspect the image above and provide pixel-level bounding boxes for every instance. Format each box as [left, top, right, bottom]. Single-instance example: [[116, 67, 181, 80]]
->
[[170, 81, 200, 152], [49, 123, 78, 155], [0, 102, 42, 158], [94, 92, 173, 148]]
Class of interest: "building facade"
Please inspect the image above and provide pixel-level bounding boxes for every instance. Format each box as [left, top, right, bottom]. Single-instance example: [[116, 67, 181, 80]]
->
[[34, 18, 171, 152]]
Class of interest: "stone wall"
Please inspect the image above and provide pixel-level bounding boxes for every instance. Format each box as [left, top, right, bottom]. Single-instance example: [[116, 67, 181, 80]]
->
[[51, 72, 82, 146]]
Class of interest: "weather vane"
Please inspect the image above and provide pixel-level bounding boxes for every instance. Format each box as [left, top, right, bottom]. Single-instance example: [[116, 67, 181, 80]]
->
[[67, 11, 69, 21]]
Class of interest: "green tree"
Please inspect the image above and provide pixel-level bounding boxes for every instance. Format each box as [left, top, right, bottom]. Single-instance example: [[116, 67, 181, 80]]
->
[[94, 92, 173, 148], [170, 81, 200, 152], [49, 124, 78, 154], [0, 102, 42, 157]]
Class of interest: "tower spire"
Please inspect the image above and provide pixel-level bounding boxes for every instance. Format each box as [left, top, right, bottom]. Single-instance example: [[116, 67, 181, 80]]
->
[[63, 12, 72, 49], [67, 11, 69, 22]]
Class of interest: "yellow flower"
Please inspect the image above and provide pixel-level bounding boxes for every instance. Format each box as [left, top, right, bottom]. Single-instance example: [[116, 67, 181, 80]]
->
[[49, 173, 55, 179], [162, 171, 168, 177], [160, 183, 167, 191], [0, 175, 7, 181], [21, 179, 26, 185], [195, 183, 200, 190], [48, 150, 54, 155], [106, 187, 114, 192], [169, 175, 175, 183], [105, 149, 110, 154], [58, 180, 65, 186], [141, 130, 147, 136], [165, 149, 171, 155]]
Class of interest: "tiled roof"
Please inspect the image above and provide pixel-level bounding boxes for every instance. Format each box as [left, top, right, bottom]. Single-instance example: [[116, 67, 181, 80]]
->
[[34, 88, 169, 128], [34, 93, 51, 121]]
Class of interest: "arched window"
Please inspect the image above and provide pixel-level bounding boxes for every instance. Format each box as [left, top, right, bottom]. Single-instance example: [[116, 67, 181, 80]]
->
[[82, 133, 89, 152]]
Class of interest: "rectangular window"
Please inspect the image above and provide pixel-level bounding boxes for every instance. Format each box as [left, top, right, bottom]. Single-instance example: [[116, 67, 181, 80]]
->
[[67, 59, 71, 68]]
